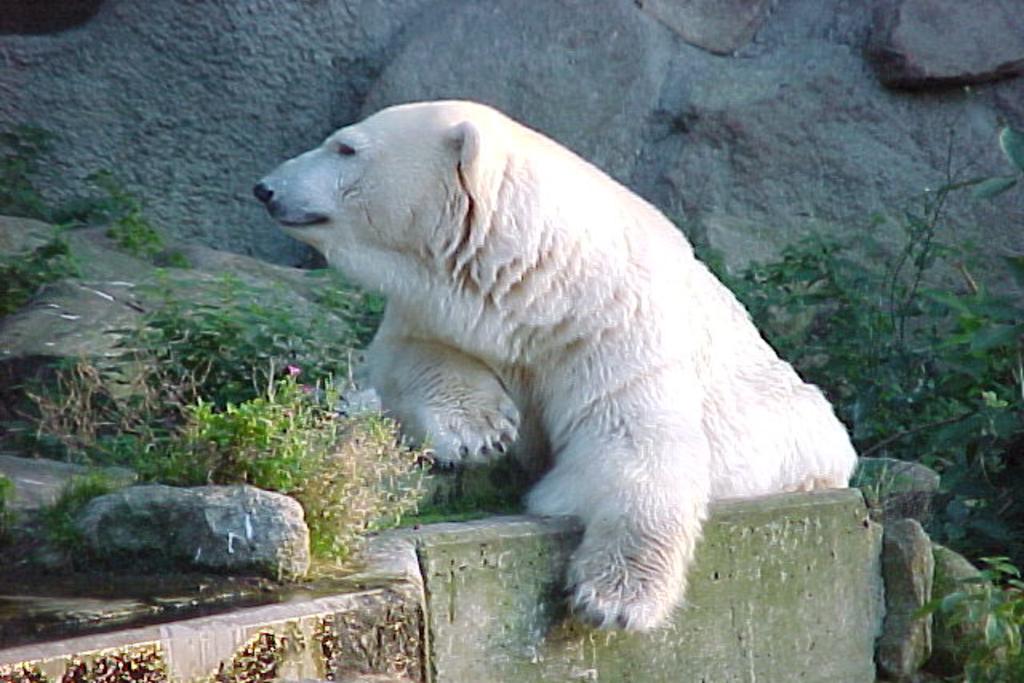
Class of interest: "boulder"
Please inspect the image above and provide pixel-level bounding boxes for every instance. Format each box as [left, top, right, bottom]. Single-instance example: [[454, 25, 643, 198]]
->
[[853, 457, 940, 524], [877, 518, 934, 680], [643, 18, 1024, 275], [76, 484, 310, 580], [868, 0, 1024, 89], [357, 0, 676, 188], [0, 0, 435, 262], [636, 0, 771, 55]]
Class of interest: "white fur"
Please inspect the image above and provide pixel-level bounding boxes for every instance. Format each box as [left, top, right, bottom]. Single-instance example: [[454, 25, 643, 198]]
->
[[257, 100, 858, 631]]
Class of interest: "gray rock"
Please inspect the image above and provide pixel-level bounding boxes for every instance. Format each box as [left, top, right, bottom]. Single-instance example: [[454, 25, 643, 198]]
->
[[637, 0, 772, 54], [0, 454, 135, 512], [0, 0, 434, 263], [878, 518, 934, 680], [853, 457, 940, 524], [362, 0, 674, 188], [76, 484, 310, 580], [927, 544, 983, 676], [643, 13, 1024, 275], [3, 0, 1023, 295], [868, 0, 1024, 89]]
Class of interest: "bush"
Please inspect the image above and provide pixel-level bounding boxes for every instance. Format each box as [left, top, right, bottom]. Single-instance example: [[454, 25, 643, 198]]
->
[[712, 127, 1024, 563], [0, 475, 14, 542], [133, 273, 361, 409], [924, 557, 1024, 682], [0, 236, 79, 316], [40, 471, 118, 551]]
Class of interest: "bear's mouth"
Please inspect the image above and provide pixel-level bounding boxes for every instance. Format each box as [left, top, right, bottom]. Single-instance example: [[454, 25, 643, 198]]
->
[[276, 213, 330, 228]]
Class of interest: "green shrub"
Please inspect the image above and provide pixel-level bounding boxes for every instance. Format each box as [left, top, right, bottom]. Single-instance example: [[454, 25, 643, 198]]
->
[[924, 557, 1024, 682], [40, 471, 118, 550], [0, 236, 79, 316], [160, 373, 424, 560], [30, 360, 425, 562], [712, 127, 1024, 562], [0, 475, 14, 541], [134, 273, 360, 409]]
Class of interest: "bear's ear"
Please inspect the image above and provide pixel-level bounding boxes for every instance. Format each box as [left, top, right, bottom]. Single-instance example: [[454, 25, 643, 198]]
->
[[446, 120, 485, 198], [447, 120, 482, 170]]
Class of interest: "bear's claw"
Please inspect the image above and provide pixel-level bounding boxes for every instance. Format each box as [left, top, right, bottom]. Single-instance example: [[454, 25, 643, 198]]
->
[[568, 579, 669, 632], [426, 393, 520, 466]]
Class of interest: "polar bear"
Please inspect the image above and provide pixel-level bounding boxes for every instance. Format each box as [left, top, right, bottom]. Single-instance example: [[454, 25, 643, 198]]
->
[[254, 100, 857, 631]]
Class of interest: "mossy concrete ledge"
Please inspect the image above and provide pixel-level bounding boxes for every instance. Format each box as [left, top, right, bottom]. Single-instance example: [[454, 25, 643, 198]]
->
[[0, 489, 882, 682], [0, 536, 426, 682], [414, 489, 883, 683]]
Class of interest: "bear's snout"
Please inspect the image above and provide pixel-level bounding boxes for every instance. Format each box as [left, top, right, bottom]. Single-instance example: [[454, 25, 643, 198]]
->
[[253, 182, 274, 205]]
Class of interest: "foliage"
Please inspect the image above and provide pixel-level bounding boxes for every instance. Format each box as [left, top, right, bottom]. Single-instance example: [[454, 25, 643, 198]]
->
[[30, 360, 424, 562], [133, 273, 361, 409], [39, 471, 118, 550], [87, 170, 166, 260], [923, 557, 1024, 682], [0, 125, 186, 266], [713, 126, 1024, 562], [0, 125, 54, 220], [174, 372, 423, 560], [0, 236, 79, 316], [0, 475, 13, 542]]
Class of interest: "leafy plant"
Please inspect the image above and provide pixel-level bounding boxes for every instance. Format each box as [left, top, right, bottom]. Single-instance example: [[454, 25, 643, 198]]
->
[[971, 127, 1024, 200], [134, 273, 360, 409], [923, 557, 1024, 682], [40, 471, 118, 550], [87, 170, 169, 261], [0, 475, 14, 542], [712, 127, 1024, 562], [0, 235, 79, 316], [167, 371, 425, 560], [0, 125, 53, 220], [30, 359, 425, 562]]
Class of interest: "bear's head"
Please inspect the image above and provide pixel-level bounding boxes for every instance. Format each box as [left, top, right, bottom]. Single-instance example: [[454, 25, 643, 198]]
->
[[255, 101, 511, 291]]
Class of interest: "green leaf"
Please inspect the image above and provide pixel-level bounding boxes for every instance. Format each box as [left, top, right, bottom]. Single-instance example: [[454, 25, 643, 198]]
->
[[969, 324, 1022, 354], [1000, 126, 1024, 173], [1005, 256, 1024, 289], [972, 175, 1018, 200]]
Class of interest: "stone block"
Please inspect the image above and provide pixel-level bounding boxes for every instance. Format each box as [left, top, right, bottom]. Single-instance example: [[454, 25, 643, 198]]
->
[[853, 457, 940, 524], [877, 519, 934, 680], [414, 489, 883, 682]]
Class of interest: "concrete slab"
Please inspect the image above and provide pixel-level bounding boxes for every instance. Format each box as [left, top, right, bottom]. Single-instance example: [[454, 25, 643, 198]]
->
[[414, 489, 884, 683]]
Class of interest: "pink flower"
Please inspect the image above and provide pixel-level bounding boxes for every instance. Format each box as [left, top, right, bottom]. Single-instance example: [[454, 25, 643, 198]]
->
[[286, 365, 301, 377]]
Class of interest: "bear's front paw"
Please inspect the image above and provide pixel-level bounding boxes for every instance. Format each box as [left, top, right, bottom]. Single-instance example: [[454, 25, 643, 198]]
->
[[567, 543, 678, 632], [423, 393, 519, 467], [569, 578, 673, 632]]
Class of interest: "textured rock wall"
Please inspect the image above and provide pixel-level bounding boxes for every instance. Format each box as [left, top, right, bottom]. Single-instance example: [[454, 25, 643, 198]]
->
[[1, 0, 1021, 277]]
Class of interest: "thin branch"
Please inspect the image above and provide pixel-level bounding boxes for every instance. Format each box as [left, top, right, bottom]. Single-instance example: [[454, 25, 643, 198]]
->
[[859, 410, 977, 458]]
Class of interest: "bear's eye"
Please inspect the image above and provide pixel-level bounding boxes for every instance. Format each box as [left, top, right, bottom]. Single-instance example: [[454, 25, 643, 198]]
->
[[336, 142, 356, 157]]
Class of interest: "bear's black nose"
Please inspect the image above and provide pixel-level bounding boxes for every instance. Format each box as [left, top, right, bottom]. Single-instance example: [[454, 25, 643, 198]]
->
[[253, 182, 274, 204]]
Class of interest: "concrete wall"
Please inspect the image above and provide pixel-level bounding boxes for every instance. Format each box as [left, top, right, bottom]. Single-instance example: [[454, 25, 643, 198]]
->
[[0, 489, 884, 682], [417, 490, 883, 682]]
